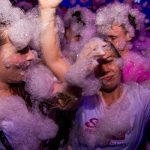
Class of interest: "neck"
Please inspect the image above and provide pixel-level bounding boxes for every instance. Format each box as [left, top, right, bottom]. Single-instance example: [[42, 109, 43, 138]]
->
[[101, 84, 123, 106], [0, 80, 12, 96]]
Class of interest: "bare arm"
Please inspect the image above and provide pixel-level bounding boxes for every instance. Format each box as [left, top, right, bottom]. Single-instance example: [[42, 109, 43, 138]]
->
[[39, 0, 70, 81]]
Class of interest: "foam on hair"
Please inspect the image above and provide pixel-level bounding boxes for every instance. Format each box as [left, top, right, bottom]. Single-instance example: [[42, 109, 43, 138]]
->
[[96, 2, 145, 38]]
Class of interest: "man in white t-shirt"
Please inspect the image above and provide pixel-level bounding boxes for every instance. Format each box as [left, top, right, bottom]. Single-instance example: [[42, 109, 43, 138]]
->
[[68, 43, 150, 150]]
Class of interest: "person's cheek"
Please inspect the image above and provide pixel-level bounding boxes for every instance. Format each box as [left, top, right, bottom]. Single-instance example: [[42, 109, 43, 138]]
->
[[9, 55, 27, 68]]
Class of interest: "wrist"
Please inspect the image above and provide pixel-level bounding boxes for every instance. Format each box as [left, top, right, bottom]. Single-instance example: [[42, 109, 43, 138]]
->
[[40, 7, 56, 21], [40, 7, 56, 13]]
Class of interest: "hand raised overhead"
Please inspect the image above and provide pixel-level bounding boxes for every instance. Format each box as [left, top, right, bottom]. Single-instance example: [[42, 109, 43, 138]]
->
[[38, 0, 63, 9]]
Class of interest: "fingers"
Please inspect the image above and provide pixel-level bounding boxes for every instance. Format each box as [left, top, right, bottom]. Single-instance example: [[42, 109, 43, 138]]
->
[[87, 48, 105, 60], [87, 60, 99, 73]]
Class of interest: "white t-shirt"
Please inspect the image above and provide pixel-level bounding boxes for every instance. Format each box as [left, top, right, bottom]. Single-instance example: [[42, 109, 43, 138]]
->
[[70, 82, 150, 150]]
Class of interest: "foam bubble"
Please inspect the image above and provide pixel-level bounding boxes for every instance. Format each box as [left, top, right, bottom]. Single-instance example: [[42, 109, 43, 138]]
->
[[0, 95, 58, 150], [25, 64, 56, 100]]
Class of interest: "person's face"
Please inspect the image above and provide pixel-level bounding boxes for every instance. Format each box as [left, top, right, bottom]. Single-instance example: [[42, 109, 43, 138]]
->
[[0, 38, 35, 83], [107, 25, 131, 53], [95, 48, 122, 92]]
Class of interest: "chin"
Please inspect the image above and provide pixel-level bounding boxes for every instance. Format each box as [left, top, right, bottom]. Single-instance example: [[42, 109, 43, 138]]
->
[[101, 84, 118, 93]]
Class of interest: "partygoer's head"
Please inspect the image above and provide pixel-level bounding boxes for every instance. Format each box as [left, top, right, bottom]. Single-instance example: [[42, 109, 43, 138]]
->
[[95, 42, 123, 92], [64, 5, 96, 42], [63, 6, 96, 63], [0, 25, 35, 83], [96, 2, 145, 55]]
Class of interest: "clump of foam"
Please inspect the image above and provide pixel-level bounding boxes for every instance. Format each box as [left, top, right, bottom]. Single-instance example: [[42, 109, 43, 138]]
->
[[96, 2, 145, 38], [8, 18, 32, 50], [29, 17, 41, 52], [0, 95, 58, 150], [25, 64, 56, 100], [65, 37, 105, 96], [25, 7, 42, 52], [0, 0, 42, 52], [0, 0, 24, 25], [62, 40, 83, 63]]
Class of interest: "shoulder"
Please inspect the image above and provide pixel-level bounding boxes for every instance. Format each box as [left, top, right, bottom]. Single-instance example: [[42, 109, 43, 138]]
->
[[125, 82, 150, 105], [125, 81, 150, 92]]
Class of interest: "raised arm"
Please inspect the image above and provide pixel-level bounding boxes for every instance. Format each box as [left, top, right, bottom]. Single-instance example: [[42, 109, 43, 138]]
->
[[39, 0, 70, 81]]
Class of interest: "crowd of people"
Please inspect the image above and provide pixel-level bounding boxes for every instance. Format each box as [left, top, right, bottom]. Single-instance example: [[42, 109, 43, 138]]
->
[[0, 0, 150, 149]]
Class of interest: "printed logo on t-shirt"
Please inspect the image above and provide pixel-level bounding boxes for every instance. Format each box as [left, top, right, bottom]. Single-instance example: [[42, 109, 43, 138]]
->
[[85, 118, 98, 128]]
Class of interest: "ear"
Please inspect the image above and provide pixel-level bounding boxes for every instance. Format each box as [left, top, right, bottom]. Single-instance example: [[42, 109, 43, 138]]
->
[[126, 33, 132, 41]]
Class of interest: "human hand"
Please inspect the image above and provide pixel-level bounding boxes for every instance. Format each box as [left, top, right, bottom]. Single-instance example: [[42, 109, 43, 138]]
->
[[65, 38, 108, 95], [38, 0, 63, 9], [77, 37, 106, 72]]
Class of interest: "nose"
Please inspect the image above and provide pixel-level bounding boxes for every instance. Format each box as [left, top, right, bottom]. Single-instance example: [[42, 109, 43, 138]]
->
[[26, 50, 36, 61], [101, 64, 110, 75], [94, 63, 109, 78]]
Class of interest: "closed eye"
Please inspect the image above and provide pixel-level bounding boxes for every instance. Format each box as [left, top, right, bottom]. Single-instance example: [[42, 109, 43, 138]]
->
[[17, 46, 30, 54]]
